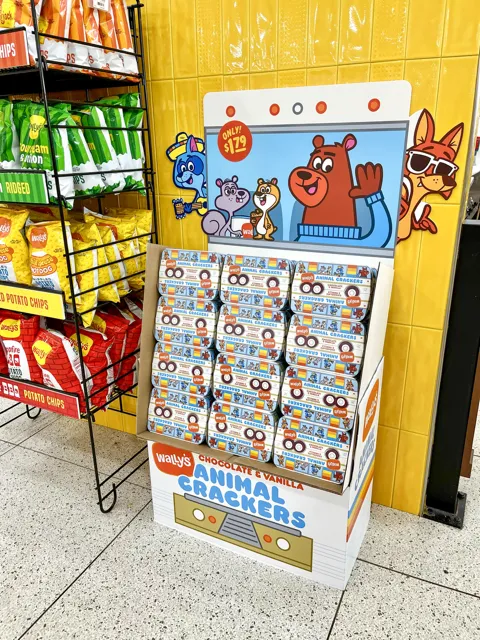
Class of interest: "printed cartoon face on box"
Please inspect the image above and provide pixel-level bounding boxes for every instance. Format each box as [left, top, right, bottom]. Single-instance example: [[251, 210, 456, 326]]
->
[[158, 249, 222, 299], [213, 354, 283, 412], [155, 296, 219, 348], [286, 315, 365, 377], [211, 400, 278, 428], [281, 367, 358, 430], [207, 410, 276, 462], [220, 254, 291, 309], [148, 390, 210, 444], [216, 304, 286, 361], [151, 342, 215, 396]]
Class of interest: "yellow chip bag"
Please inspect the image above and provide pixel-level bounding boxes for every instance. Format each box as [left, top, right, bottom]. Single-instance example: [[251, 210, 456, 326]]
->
[[26, 221, 80, 303], [105, 207, 153, 287], [70, 219, 120, 304], [84, 210, 133, 296], [69, 223, 99, 327], [0, 208, 31, 285], [26, 206, 66, 224]]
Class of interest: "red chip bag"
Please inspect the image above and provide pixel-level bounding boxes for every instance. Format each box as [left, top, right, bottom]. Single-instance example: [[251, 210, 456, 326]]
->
[[32, 328, 91, 412], [90, 309, 130, 381], [0, 314, 43, 383], [0, 342, 8, 375], [63, 322, 114, 409], [110, 300, 142, 391]]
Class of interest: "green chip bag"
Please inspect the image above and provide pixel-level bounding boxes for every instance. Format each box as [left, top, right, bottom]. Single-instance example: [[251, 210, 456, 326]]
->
[[96, 96, 136, 190], [18, 103, 74, 209], [119, 93, 145, 195], [55, 103, 105, 198], [0, 99, 20, 169], [72, 105, 124, 193]]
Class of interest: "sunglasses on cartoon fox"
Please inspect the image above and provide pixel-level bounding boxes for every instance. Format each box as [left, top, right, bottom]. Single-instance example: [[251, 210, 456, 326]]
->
[[406, 151, 458, 177]]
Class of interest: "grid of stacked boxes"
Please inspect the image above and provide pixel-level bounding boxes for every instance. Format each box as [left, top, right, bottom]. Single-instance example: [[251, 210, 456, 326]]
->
[[148, 249, 222, 444], [207, 255, 291, 461], [274, 261, 375, 484]]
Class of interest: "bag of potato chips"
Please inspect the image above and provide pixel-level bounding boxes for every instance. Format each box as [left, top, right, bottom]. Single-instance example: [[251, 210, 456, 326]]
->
[[55, 103, 105, 197], [98, 5, 123, 74], [38, 0, 73, 65], [0, 99, 20, 169], [67, 0, 90, 73], [69, 218, 120, 307], [81, 0, 107, 72], [96, 97, 134, 189], [26, 220, 80, 302], [72, 104, 124, 192], [84, 209, 135, 295], [0, 208, 31, 285], [63, 322, 113, 408], [19, 103, 74, 208], [0, 314, 43, 383], [91, 309, 130, 380], [70, 236, 97, 327], [0, 0, 43, 63], [105, 207, 152, 280], [111, 0, 138, 76], [32, 327, 90, 412]]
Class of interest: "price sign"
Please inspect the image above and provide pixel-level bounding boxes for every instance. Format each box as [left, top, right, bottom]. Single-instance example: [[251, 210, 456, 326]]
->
[[88, 0, 111, 9], [0, 376, 80, 419], [218, 120, 252, 162], [0, 171, 49, 204], [0, 284, 65, 319], [0, 29, 29, 70]]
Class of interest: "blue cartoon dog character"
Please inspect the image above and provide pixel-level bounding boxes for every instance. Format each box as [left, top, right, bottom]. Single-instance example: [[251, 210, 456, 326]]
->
[[166, 133, 207, 219]]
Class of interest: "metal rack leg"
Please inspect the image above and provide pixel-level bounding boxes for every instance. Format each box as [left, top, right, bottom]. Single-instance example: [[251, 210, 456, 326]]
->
[[86, 413, 118, 513], [26, 406, 42, 420]]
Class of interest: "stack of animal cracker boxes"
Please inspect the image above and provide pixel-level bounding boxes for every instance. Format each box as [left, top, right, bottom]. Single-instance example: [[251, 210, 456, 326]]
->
[[274, 261, 375, 483], [148, 248, 376, 485], [148, 249, 222, 443], [209, 254, 290, 461]]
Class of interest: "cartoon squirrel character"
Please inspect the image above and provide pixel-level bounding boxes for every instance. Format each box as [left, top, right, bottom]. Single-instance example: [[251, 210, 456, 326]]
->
[[250, 178, 280, 241], [398, 109, 464, 243], [201, 176, 250, 237]]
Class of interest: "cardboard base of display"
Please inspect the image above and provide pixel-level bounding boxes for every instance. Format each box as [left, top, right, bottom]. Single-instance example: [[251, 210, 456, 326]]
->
[[136, 243, 392, 589]]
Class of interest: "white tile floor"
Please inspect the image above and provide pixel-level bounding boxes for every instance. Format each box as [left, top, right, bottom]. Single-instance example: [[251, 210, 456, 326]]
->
[[1, 400, 479, 640]]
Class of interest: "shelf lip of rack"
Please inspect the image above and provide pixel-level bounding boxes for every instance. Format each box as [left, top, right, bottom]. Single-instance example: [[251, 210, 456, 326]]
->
[[0, 281, 66, 320], [0, 374, 81, 419]]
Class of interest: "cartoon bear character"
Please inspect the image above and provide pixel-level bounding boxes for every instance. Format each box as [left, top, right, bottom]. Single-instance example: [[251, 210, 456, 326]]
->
[[289, 135, 393, 247], [250, 178, 280, 241]]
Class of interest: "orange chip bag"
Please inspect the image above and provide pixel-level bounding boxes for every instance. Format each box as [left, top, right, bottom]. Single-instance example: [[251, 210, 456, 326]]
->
[[39, 0, 73, 65], [67, 0, 89, 72], [98, 6, 123, 73], [82, 0, 106, 71], [0, 0, 43, 63], [111, 0, 138, 76]]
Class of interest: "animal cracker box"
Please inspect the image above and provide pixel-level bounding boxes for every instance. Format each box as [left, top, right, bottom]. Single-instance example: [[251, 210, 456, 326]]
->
[[216, 304, 286, 361], [158, 248, 222, 299], [148, 389, 210, 444], [155, 296, 219, 348], [211, 399, 278, 428], [291, 262, 375, 320], [220, 254, 291, 309], [281, 367, 358, 431], [286, 315, 365, 377], [207, 409, 276, 462], [213, 353, 283, 412], [273, 420, 351, 484], [151, 342, 215, 397]]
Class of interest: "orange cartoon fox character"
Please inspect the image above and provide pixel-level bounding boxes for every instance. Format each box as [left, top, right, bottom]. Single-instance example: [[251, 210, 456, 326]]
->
[[398, 109, 464, 243]]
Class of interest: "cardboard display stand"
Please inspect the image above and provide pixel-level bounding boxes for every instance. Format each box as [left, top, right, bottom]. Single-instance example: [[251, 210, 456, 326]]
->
[[136, 82, 411, 589]]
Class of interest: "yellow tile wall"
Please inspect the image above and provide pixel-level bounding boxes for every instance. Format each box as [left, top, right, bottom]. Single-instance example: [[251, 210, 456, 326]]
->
[[140, 0, 479, 514]]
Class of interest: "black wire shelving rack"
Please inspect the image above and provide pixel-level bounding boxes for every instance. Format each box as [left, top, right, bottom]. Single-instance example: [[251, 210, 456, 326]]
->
[[0, 1, 157, 512]]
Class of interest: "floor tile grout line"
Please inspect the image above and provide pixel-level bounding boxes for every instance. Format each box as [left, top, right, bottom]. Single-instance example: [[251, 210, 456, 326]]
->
[[0, 442, 17, 457], [326, 590, 344, 639], [358, 558, 480, 600], [17, 499, 152, 640], [16, 442, 150, 490]]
